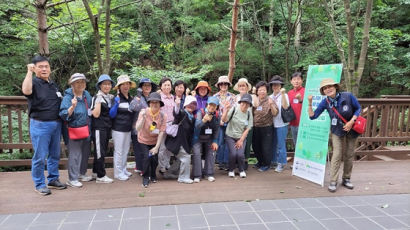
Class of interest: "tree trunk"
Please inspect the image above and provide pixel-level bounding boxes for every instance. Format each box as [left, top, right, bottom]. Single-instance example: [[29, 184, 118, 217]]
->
[[35, 0, 49, 56], [353, 0, 373, 96], [82, 0, 103, 75], [268, 0, 274, 52], [343, 0, 355, 91], [293, 0, 303, 64], [103, 0, 111, 74], [227, 0, 240, 83]]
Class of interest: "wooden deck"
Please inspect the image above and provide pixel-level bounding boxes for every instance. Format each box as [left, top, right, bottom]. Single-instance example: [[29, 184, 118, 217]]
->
[[0, 160, 409, 215]]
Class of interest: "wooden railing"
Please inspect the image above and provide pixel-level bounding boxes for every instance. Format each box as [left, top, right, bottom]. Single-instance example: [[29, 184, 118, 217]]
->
[[0, 96, 409, 167]]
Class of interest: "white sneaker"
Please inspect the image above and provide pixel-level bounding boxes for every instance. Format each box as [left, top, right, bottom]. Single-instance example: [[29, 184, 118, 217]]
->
[[115, 175, 129, 181], [78, 174, 93, 182], [178, 178, 193, 184], [228, 171, 235, 177], [124, 170, 132, 177], [208, 176, 215, 182], [239, 171, 246, 178], [193, 178, 200, 183], [66, 180, 83, 188], [96, 176, 113, 184]]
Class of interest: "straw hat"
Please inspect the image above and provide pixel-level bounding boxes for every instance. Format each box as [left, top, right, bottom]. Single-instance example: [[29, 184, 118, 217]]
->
[[113, 75, 137, 90], [233, 78, 252, 92], [68, 73, 88, 85], [215, 75, 232, 87], [319, 78, 340, 95]]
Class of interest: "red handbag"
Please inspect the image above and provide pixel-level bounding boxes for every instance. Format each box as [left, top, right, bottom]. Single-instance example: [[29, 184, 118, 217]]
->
[[328, 102, 366, 134], [68, 125, 90, 140], [68, 97, 90, 140]]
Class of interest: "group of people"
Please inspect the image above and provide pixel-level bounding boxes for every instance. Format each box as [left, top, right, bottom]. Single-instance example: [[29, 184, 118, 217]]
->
[[23, 55, 361, 195]]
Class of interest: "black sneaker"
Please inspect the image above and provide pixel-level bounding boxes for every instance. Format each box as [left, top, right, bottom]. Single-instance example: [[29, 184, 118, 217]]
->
[[35, 187, 51, 196], [47, 179, 67, 190], [142, 177, 149, 188], [342, 179, 354, 189], [151, 177, 158, 183]]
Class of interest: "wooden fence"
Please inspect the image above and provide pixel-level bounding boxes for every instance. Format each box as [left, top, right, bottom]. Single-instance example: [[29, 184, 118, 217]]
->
[[0, 95, 409, 167]]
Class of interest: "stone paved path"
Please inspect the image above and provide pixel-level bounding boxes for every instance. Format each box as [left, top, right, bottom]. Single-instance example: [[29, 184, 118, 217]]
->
[[1, 194, 409, 230]]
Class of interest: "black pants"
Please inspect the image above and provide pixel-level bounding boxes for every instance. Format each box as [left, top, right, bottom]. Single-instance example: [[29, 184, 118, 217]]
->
[[131, 134, 144, 171], [252, 125, 273, 167], [141, 144, 158, 180], [92, 128, 110, 178]]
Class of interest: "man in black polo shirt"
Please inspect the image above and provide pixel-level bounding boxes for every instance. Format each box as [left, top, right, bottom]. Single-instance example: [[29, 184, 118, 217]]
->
[[22, 56, 67, 195]]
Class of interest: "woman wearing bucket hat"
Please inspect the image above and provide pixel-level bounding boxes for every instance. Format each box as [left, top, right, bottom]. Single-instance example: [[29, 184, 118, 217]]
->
[[89, 74, 115, 184], [252, 81, 278, 172], [136, 92, 167, 188], [234, 78, 258, 170], [269, 75, 290, 173], [308, 78, 361, 193], [129, 78, 157, 175], [192, 96, 221, 183], [59, 73, 92, 188], [213, 76, 236, 171], [165, 95, 197, 184], [221, 94, 253, 178], [194, 81, 212, 110], [109, 75, 136, 181]]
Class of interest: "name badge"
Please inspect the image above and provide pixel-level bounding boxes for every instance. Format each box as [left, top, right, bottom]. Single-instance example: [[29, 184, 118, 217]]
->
[[87, 108, 92, 116], [244, 120, 249, 126], [56, 92, 62, 98], [151, 129, 160, 134], [256, 106, 262, 111], [293, 99, 299, 104], [205, 128, 212, 135], [331, 118, 337, 126]]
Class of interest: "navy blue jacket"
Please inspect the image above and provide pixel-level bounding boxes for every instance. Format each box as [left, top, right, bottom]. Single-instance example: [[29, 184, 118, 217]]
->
[[310, 92, 361, 137]]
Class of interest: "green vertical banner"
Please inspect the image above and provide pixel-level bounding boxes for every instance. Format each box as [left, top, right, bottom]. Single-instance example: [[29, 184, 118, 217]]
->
[[292, 64, 343, 186]]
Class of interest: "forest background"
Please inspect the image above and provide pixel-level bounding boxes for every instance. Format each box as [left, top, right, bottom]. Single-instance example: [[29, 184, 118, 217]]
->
[[0, 0, 409, 97]]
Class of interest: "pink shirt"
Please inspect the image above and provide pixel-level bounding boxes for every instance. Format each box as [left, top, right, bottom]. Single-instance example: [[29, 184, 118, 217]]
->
[[137, 109, 167, 145], [287, 86, 305, 126], [160, 92, 175, 123]]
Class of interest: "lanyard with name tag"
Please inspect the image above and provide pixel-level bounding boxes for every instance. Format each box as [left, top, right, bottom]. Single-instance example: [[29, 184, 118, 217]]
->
[[205, 128, 212, 135]]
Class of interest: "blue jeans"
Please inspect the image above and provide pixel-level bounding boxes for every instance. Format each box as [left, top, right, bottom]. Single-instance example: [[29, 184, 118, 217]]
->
[[30, 119, 62, 189], [272, 126, 288, 165], [216, 125, 229, 164], [290, 126, 298, 146]]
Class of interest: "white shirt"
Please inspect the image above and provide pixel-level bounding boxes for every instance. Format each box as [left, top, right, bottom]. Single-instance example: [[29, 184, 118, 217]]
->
[[270, 93, 289, 128]]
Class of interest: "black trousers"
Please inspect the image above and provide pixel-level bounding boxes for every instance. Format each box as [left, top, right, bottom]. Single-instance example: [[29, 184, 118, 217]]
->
[[131, 134, 144, 171], [92, 128, 110, 178], [141, 144, 158, 180], [252, 125, 273, 167]]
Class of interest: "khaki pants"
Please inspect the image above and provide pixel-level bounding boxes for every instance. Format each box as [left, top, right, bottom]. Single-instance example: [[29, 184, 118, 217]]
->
[[330, 133, 357, 183]]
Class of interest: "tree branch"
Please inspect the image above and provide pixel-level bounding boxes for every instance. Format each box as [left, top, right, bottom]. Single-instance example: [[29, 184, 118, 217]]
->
[[46, 0, 75, 8]]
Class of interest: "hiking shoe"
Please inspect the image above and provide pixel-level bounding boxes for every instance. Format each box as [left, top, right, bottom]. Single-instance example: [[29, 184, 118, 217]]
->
[[207, 176, 215, 182], [124, 170, 132, 177], [96, 176, 113, 184], [151, 178, 158, 183], [239, 171, 246, 178], [47, 179, 67, 190], [258, 166, 269, 172], [134, 168, 142, 173], [328, 182, 337, 193], [66, 180, 83, 188], [253, 162, 261, 169], [79, 174, 93, 182], [228, 171, 235, 177], [193, 178, 201, 183], [342, 179, 354, 189], [274, 164, 284, 173], [270, 162, 278, 169], [178, 178, 193, 184], [142, 177, 149, 188], [35, 187, 51, 196], [115, 174, 129, 181]]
